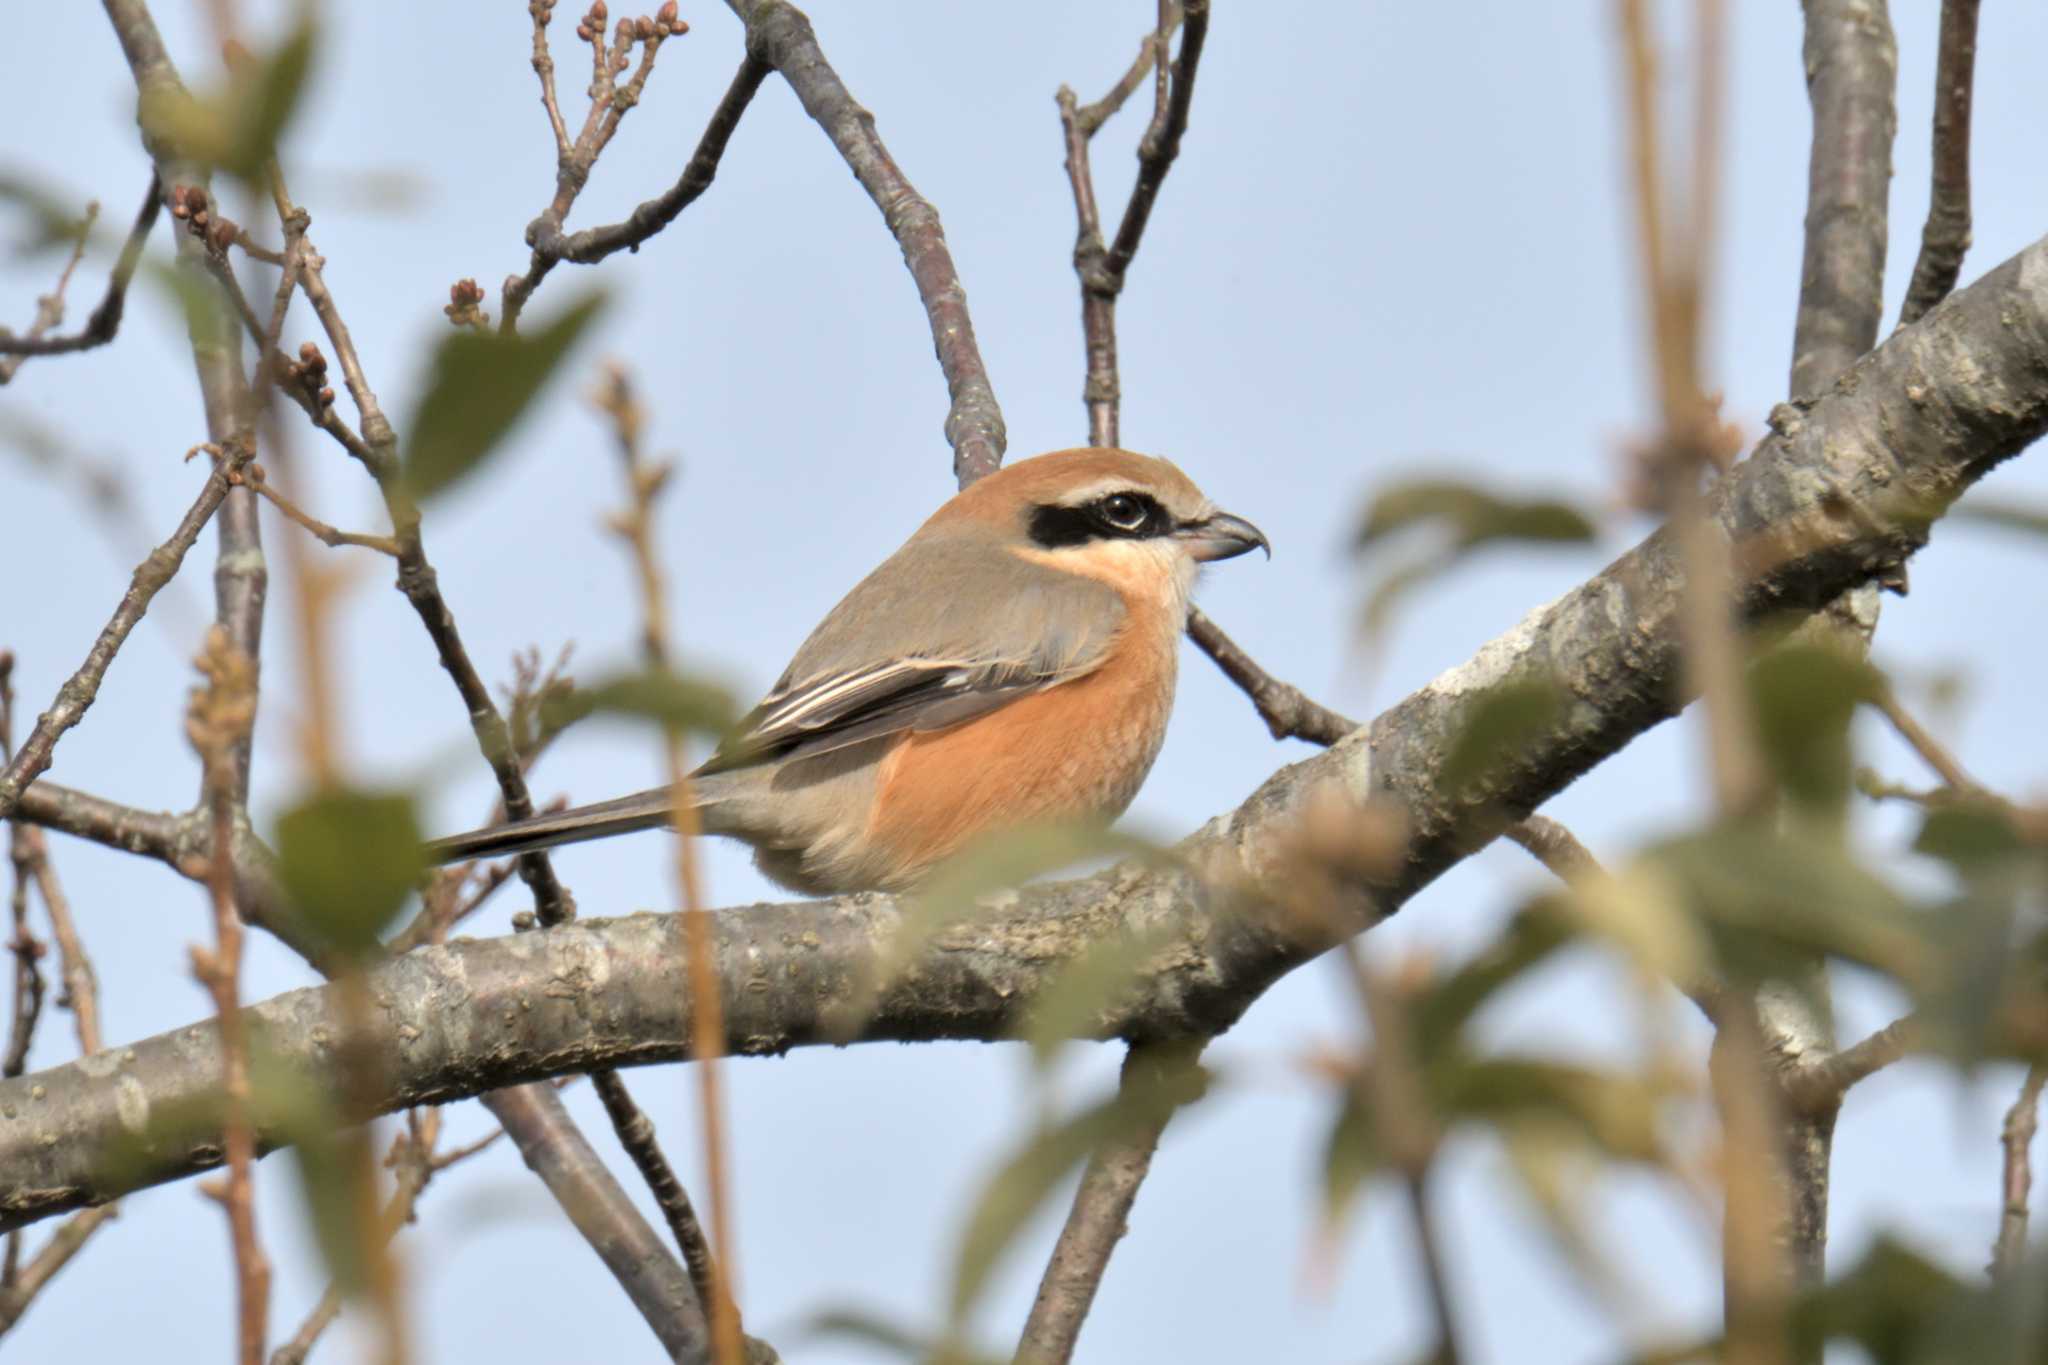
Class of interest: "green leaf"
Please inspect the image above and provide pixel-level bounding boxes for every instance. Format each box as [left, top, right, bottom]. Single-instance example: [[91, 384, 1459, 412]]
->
[[1352, 478, 1596, 649], [1914, 802, 2028, 874], [1644, 822, 1924, 991], [1411, 905, 1576, 1055], [135, 10, 319, 179], [1355, 479, 1598, 553], [273, 787, 424, 954], [947, 1058, 1208, 1327], [0, 174, 93, 253], [800, 1309, 1001, 1365], [1320, 1087, 1384, 1224], [540, 667, 738, 741], [1749, 644, 1882, 811], [1955, 498, 2048, 541], [401, 290, 607, 500], [1440, 1059, 1662, 1163], [226, 15, 318, 178], [1440, 680, 1565, 801]]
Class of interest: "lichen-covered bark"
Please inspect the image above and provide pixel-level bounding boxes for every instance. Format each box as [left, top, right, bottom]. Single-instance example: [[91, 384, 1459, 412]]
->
[[4, 235, 2047, 1231]]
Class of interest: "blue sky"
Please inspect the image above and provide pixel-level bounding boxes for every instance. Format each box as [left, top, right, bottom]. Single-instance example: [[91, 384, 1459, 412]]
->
[[4, 3, 2048, 1361]]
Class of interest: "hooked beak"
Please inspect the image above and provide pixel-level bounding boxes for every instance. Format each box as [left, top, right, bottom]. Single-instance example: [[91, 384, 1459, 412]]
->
[[1175, 510, 1271, 562]]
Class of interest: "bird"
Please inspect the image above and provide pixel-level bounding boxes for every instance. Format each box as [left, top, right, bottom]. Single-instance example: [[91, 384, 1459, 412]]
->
[[425, 447, 1268, 895]]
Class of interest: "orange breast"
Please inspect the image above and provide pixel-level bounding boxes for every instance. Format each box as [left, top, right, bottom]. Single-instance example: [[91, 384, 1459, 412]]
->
[[861, 621, 1178, 883]]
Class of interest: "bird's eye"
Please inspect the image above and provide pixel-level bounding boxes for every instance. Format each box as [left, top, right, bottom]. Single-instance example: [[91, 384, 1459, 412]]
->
[[1097, 493, 1148, 531]]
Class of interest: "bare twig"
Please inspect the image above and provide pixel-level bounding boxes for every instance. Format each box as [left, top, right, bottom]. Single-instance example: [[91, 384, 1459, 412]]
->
[[1897, 0, 1979, 327], [1502, 814, 1604, 882], [1103, 0, 1209, 283], [267, 1110, 503, 1365], [500, 0, 702, 332], [480, 1083, 715, 1363], [1015, 1041, 1199, 1365], [1872, 683, 1979, 793], [596, 365, 744, 1365], [0, 441, 253, 820], [243, 464, 400, 556], [588, 1071, 728, 1329], [507, 48, 769, 328], [1336, 944, 1463, 1365], [257, 161, 575, 926], [729, 0, 1006, 487], [1185, 609, 1357, 744], [0, 1207, 118, 1335], [1057, 0, 1208, 448], [1783, 1014, 1917, 1112], [0, 658, 47, 1084], [1993, 1064, 2047, 1279], [0, 175, 161, 379], [186, 627, 269, 1365]]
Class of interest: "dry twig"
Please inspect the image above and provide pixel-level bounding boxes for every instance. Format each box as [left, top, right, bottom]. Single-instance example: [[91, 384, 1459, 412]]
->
[[1993, 1064, 2047, 1279], [186, 627, 269, 1365], [0, 175, 161, 380], [596, 365, 743, 1365]]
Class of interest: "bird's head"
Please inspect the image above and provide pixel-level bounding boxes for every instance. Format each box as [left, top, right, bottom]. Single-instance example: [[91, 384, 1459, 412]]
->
[[931, 447, 1268, 605]]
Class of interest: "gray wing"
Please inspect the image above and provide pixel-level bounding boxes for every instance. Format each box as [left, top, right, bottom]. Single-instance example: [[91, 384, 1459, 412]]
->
[[699, 531, 1124, 774]]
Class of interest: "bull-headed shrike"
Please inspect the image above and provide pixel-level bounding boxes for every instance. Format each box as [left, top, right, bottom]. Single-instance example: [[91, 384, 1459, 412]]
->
[[426, 447, 1268, 894]]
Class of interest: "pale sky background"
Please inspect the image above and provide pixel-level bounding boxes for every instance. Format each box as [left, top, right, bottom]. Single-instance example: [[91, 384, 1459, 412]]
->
[[4, 3, 2048, 1362]]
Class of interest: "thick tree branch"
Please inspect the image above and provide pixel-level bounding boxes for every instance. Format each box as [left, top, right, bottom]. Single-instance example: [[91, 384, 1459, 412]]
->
[[727, 0, 1006, 486], [6, 231, 2048, 1227]]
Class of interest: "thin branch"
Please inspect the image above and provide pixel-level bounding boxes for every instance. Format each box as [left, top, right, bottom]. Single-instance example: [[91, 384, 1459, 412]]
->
[[186, 627, 268, 1365], [244, 466, 401, 556], [1336, 944, 1463, 1365], [255, 161, 575, 926], [480, 1083, 715, 1363], [1502, 814, 1604, 882], [267, 1110, 502, 1365], [1897, 0, 1980, 327], [0, 174, 161, 378], [0, 658, 47, 1084], [507, 53, 770, 327], [1782, 1014, 1917, 1112], [588, 1071, 729, 1334], [1185, 609, 1357, 745], [596, 365, 745, 1365], [1102, 0, 1210, 282], [728, 0, 1006, 487], [1071, 6, 1180, 136], [1015, 1041, 1197, 1364], [0, 443, 253, 820], [500, 0, 700, 332], [1872, 683, 1979, 793], [0, 1207, 118, 1335], [1993, 1064, 2047, 1279]]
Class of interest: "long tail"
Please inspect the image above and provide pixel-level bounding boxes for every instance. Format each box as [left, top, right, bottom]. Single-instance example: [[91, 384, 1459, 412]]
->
[[424, 786, 686, 865]]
